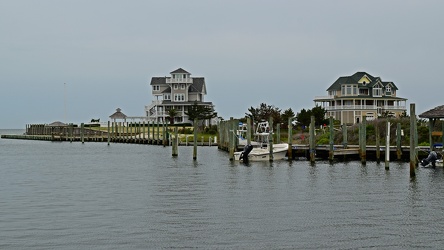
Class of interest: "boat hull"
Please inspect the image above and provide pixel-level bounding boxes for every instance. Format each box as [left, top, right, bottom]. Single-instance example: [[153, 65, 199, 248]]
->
[[234, 144, 288, 161]]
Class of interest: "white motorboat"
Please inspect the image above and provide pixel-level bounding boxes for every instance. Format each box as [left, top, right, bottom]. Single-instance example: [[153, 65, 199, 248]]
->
[[234, 143, 288, 161], [234, 121, 289, 162]]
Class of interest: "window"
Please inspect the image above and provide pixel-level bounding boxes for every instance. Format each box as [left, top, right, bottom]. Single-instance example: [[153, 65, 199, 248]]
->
[[174, 94, 185, 102], [386, 86, 391, 92], [373, 88, 382, 97], [174, 84, 178, 90], [153, 85, 160, 91], [181, 84, 185, 90], [164, 94, 171, 100]]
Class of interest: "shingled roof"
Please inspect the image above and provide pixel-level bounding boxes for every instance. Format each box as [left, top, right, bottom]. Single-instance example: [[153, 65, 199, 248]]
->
[[109, 108, 127, 120], [170, 68, 190, 74], [419, 105, 444, 119], [149, 76, 206, 93], [327, 72, 399, 91]]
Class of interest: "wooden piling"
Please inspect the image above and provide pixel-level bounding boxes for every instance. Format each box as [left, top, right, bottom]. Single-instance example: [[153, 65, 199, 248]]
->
[[157, 121, 160, 145], [80, 123, 85, 143], [329, 116, 334, 162], [107, 121, 110, 145], [375, 123, 380, 162], [69, 123, 73, 143], [269, 117, 274, 162], [229, 117, 235, 161], [410, 103, 416, 177], [287, 117, 293, 160], [247, 117, 252, 145], [193, 118, 198, 160], [360, 118, 366, 164], [172, 127, 178, 156], [309, 116, 315, 163], [396, 123, 402, 160], [385, 121, 390, 170]]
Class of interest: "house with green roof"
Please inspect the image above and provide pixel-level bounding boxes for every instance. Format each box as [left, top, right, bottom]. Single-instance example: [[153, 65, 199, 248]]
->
[[145, 68, 215, 124], [314, 72, 407, 124]]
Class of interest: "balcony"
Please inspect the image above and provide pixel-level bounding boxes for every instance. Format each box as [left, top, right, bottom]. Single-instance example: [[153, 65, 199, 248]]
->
[[324, 105, 406, 111], [166, 78, 193, 84], [314, 95, 335, 100]]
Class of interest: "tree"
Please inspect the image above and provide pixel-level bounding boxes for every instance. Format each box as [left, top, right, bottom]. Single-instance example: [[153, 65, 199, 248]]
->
[[168, 108, 178, 125], [245, 103, 281, 127], [311, 105, 328, 126], [281, 108, 296, 128], [296, 108, 311, 128], [296, 106, 328, 127], [185, 101, 217, 129]]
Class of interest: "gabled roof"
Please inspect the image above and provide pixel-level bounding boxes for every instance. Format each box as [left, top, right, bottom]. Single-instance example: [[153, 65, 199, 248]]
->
[[150, 77, 166, 85], [327, 72, 399, 91], [419, 105, 444, 119], [149, 76, 206, 94], [189, 77, 205, 93], [170, 68, 190, 74]]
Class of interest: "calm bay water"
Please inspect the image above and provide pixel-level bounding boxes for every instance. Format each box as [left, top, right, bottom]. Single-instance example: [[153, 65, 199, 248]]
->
[[1, 129, 444, 249]]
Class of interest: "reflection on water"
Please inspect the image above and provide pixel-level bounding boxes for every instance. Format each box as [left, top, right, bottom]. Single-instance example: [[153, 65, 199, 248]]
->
[[1, 136, 444, 249]]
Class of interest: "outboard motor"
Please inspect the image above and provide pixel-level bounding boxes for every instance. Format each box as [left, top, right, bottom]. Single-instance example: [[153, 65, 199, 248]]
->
[[421, 150, 438, 167], [239, 144, 254, 163]]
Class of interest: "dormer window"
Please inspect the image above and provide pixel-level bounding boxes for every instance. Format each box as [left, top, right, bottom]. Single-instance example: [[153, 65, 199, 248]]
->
[[386, 86, 391, 92]]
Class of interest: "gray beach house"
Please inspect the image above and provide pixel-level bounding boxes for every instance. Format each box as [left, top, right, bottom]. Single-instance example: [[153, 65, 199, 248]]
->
[[145, 68, 216, 124]]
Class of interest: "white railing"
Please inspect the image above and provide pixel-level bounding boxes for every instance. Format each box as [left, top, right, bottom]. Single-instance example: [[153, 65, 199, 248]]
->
[[324, 105, 406, 111], [166, 78, 193, 84], [314, 95, 334, 100]]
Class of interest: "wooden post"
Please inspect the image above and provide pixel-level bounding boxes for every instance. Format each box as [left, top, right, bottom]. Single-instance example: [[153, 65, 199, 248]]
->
[[309, 116, 315, 163], [385, 121, 390, 170], [247, 117, 252, 145], [342, 123, 348, 149], [269, 117, 274, 162], [360, 117, 366, 164], [193, 118, 198, 160], [287, 117, 293, 160], [396, 123, 402, 160], [157, 120, 160, 145], [107, 121, 110, 145], [81, 123, 85, 144], [329, 116, 334, 162], [375, 123, 380, 162], [69, 123, 73, 143], [152, 121, 155, 144], [229, 117, 235, 161], [161, 120, 168, 147], [428, 119, 434, 151], [410, 104, 416, 177], [172, 127, 178, 156]]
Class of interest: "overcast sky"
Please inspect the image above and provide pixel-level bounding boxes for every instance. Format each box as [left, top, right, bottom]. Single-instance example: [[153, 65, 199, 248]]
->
[[1, 0, 443, 128]]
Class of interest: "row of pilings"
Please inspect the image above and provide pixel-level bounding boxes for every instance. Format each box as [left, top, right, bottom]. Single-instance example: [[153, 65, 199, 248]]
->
[[2, 119, 216, 160], [11, 120, 216, 147], [218, 104, 435, 177]]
